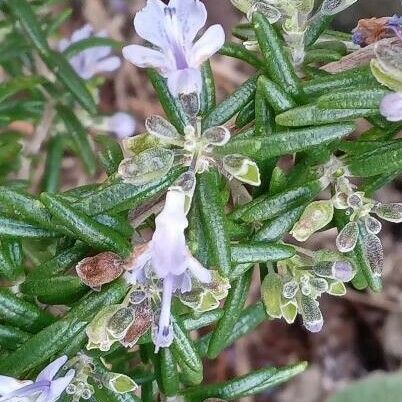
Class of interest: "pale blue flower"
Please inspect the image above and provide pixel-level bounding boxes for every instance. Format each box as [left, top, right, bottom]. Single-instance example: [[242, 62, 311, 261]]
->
[[107, 112, 136, 139], [0, 356, 75, 402], [59, 25, 121, 80], [380, 92, 402, 122], [124, 189, 211, 351], [123, 0, 225, 96]]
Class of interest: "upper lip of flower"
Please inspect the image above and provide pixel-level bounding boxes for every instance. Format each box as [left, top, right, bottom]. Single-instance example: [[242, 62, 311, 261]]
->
[[122, 0, 225, 95]]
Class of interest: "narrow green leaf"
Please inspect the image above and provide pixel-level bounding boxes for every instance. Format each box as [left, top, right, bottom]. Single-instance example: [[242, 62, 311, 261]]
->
[[200, 61, 216, 116], [196, 170, 232, 277], [203, 75, 258, 129], [275, 104, 377, 127], [0, 324, 30, 351], [42, 134, 64, 193], [57, 105, 97, 175], [147, 69, 188, 132], [0, 288, 55, 333], [219, 42, 263, 70], [207, 269, 252, 359], [40, 193, 132, 257], [160, 348, 180, 397], [182, 362, 307, 401], [231, 243, 295, 264], [258, 75, 296, 113], [253, 12, 303, 100]]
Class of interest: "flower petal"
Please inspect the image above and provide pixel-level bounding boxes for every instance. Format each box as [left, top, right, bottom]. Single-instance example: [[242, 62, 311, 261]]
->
[[0, 376, 32, 396], [94, 56, 122, 74], [168, 0, 207, 43], [134, 0, 169, 49], [123, 44, 168, 73], [166, 67, 202, 96], [107, 112, 136, 139], [190, 24, 225, 67], [36, 355, 68, 382], [45, 369, 75, 402], [187, 255, 212, 283], [380, 92, 402, 122]]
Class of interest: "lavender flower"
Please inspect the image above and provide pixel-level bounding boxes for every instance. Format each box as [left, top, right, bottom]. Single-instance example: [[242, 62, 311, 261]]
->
[[0, 356, 74, 402], [106, 112, 136, 139], [122, 0, 225, 96], [380, 92, 402, 122], [59, 25, 121, 80], [387, 14, 402, 41], [124, 189, 212, 350]]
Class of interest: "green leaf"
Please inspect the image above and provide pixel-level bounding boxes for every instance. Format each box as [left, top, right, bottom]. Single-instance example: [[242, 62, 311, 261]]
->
[[0, 288, 55, 332], [57, 105, 97, 175], [196, 170, 232, 277], [95, 135, 124, 176], [235, 99, 255, 129], [219, 42, 263, 70], [258, 75, 296, 113], [207, 269, 252, 359], [231, 243, 295, 264], [0, 215, 58, 238], [181, 362, 307, 401], [345, 141, 402, 177], [20, 276, 88, 305], [252, 12, 303, 100], [0, 76, 44, 103], [42, 134, 64, 193], [171, 315, 203, 375], [254, 206, 305, 242], [200, 61, 216, 116], [317, 88, 391, 109], [275, 104, 377, 127], [74, 167, 183, 216], [40, 193, 132, 257], [147, 69, 188, 132], [217, 123, 355, 159], [0, 324, 30, 351], [203, 75, 258, 129], [234, 179, 323, 223], [327, 372, 402, 402], [303, 66, 378, 97], [5, 0, 51, 57], [160, 348, 180, 396], [62, 37, 121, 58]]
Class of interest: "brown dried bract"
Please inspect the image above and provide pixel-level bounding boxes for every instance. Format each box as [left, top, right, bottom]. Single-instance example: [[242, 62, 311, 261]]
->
[[353, 17, 394, 47], [122, 301, 153, 347], [76, 252, 124, 289]]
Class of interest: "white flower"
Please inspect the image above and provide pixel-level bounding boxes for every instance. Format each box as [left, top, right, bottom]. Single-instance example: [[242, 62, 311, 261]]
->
[[59, 24, 121, 80], [124, 189, 211, 351], [0, 356, 75, 402], [122, 0, 225, 96], [380, 92, 402, 122]]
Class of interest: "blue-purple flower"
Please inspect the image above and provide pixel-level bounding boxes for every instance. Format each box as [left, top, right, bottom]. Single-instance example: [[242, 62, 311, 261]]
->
[[59, 25, 121, 80], [380, 92, 402, 122], [122, 0, 225, 96], [0, 356, 74, 402], [124, 188, 212, 350]]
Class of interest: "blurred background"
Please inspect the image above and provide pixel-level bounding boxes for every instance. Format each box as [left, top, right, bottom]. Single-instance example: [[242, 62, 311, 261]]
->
[[56, 1, 402, 401]]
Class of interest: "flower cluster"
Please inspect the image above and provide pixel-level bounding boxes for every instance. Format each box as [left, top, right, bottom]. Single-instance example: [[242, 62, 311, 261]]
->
[[123, 0, 225, 96], [64, 353, 137, 400], [118, 111, 261, 188], [262, 251, 355, 332], [0, 356, 74, 402], [291, 157, 402, 280], [83, 188, 229, 352], [231, 0, 357, 65]]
